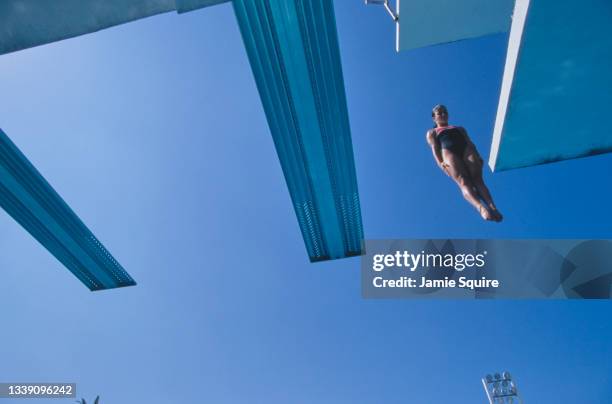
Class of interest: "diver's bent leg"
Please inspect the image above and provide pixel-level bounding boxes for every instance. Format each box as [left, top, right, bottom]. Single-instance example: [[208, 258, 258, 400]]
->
[[463, 152, 494, 204], [443, 152, 492, 220], [464, 151, 502, 221]]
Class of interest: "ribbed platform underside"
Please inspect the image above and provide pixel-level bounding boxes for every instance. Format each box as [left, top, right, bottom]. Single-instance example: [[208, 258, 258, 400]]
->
[[0, 129, 136, 290], [233, 0, 364, 261]]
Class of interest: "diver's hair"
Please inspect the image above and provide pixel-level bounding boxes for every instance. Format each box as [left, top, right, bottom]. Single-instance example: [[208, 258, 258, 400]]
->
[[432, 104, 447, 128], [431, 104, 447, 117]]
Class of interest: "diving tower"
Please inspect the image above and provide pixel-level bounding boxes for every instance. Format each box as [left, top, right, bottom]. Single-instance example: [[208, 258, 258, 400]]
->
[[0, 0, 364, 272], [367, 0, 612, 171]]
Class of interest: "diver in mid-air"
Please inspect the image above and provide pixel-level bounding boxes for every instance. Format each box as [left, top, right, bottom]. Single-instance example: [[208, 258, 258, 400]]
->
[[426, 104, 503, 222]]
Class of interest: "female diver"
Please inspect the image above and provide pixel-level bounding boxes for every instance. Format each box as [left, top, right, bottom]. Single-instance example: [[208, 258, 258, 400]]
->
[[426, 104, 503, 222]]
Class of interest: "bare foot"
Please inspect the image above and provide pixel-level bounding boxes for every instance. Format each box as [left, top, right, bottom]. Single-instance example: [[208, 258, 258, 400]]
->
[[489, 204, 503, 222], [479, 205, 495, 221]]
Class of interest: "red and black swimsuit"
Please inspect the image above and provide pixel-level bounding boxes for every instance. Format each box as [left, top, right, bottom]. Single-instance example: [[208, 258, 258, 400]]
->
[[435, 125, 467, 156]]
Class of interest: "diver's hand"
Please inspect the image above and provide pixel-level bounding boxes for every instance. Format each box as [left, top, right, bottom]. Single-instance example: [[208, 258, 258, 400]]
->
[[439, 162, 450, 175]]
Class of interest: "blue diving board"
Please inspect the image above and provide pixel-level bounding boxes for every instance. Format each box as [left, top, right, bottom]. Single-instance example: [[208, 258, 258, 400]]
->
[[1, 0, 365, 263], [489, 0, 612, 171], [0, 129, 136, 290], [233, 0, 364, 261]]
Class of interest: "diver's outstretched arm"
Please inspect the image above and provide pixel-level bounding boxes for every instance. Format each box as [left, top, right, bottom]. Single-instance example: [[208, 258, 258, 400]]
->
[[426, 130, 448, 174]]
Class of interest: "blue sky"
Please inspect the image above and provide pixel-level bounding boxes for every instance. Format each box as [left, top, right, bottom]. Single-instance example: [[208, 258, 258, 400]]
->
[[1, 2, 611, 403]]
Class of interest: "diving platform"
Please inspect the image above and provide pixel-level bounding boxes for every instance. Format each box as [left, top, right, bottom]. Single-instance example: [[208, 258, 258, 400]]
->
[[0, 129, 136, 290], [395, 0, 514, 52], [489, 0, 612, 171], [233, 0, 364, 261], [0, 0, 230, 55]]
